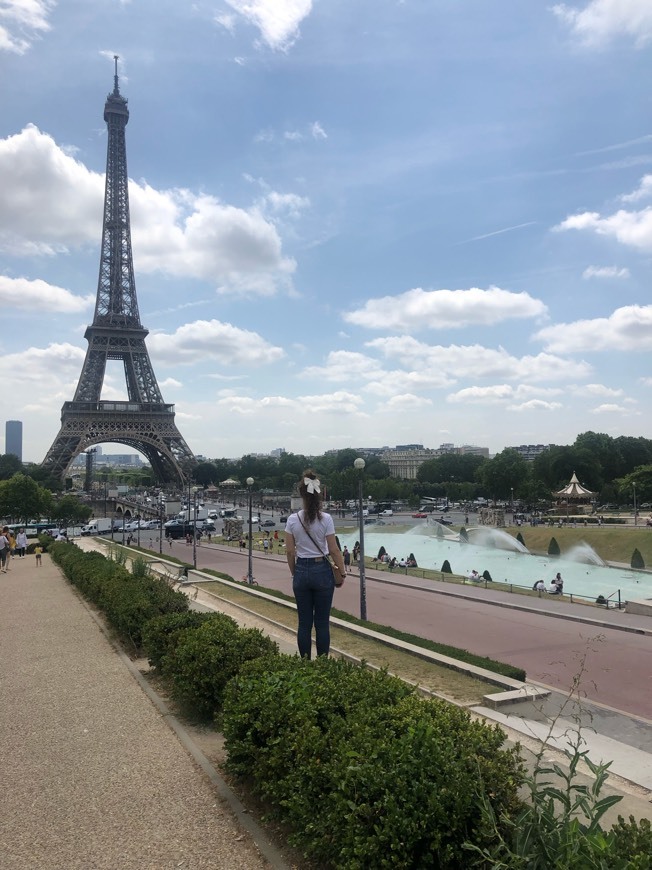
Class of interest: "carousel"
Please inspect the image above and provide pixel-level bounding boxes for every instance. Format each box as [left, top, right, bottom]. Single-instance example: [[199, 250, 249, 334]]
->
[[554, 472, 595, 516]]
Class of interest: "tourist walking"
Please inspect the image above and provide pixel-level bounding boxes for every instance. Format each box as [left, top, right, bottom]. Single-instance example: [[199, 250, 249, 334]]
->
[[343, 545, 351, 573], [285, 470, 346, 658], [15, 528, 28, 557]]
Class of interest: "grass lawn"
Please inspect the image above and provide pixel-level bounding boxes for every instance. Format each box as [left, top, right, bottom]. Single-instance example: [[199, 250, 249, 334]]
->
[[498, 526, 652, 565]]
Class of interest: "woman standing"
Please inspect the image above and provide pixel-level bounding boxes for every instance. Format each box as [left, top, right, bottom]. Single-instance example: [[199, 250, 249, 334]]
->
[[285, 470, 346, 658]]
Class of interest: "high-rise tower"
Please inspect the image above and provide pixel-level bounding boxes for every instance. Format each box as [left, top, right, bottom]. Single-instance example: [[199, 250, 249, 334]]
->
[[5, 420, 23, 461], [42, 59, 195, 483]]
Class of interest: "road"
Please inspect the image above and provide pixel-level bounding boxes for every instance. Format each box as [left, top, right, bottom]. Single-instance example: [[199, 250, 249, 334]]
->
[[134, 532, 652, 723]]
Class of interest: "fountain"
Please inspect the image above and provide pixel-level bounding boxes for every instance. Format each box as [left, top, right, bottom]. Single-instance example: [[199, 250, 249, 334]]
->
[[341, 527, 651, 603]]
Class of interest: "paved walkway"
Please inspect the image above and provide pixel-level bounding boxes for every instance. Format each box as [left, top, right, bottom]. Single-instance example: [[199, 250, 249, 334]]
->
[[0, 552, 286, 870]]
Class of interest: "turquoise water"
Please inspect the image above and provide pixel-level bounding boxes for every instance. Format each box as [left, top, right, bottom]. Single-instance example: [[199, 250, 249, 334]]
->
[[341, 529, 652, 604]]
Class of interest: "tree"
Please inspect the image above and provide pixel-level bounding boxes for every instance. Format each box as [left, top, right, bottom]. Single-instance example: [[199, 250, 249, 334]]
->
[[0, 474, 51, 522], [0, 454, 23, 481], [574, 431, 622, 482], [50, 495, 92, 527], [476, 449, 530, 501], [615, 466, 652, 504], [193, 462, 219, 487]]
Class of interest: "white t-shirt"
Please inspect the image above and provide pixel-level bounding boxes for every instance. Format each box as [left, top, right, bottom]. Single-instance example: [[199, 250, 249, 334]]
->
[[285, 510, 335, 558]]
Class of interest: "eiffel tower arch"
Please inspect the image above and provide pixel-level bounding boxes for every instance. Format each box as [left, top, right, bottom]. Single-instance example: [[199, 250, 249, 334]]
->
[[42, 59, 195, 485]]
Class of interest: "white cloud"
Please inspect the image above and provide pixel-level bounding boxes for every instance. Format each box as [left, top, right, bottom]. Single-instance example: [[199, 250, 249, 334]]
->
[[311, 121, 327, 140], [367, 337, 591, 383], [0, 0, 53, 54], [224, 0, 313, 51], [447, 385, 563, 406], [381, 394, 433, 411], [553, 0, 652, 47], [507, 399, 563, 412], [302, 350, 385, 383], [555, 205, 652, 253], [0, 343, 85, 403], [590, 403, 641, 415], [535, 305, 652, 353], [215, 390, 362, 415], [580, 383, 624, 397], [0, 125, 297, 296], [0, 126, 103, 254], [621, 174, 652, 203], [0, 275, 93, 312], [148, 320, 285, 366], [344, 286, 547, 332], [582, 265, 630, 279]]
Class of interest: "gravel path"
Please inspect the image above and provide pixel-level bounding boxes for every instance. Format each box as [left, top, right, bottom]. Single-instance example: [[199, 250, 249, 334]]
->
[[0, 552, 277, 870]]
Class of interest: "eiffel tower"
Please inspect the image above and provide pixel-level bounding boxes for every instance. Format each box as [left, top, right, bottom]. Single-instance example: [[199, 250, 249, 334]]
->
[[42, 59, 195, 484]]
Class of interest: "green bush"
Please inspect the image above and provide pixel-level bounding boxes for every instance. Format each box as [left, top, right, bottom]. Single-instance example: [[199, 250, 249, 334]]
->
[[167, 614, 279, 719], [610, 815, 652, 867], [631, 548, 645, 569], [223, 656, 523, 869], [142, 610, 212, 672], [441, 559, 452, 573], [50, 543, 188, 652], [548, 536, 561, 557], [459, 527, 469, 542], [516, 532, 525, 546], [482, 570, 492, 582]]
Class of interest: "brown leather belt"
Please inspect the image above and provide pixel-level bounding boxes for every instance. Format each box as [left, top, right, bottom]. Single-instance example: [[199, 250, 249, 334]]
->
[[297, 556, 324, 563]]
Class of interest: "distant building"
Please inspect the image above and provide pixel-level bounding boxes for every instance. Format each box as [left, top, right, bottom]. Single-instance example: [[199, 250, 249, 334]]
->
[[381, 442, 490, 479], [381, 446, 435, 479], [5, 420, 22, 461], [510, 444, 551, 462]]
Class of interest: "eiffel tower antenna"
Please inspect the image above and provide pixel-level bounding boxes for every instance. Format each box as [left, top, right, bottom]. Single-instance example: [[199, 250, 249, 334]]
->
[[42, 68, 196, 484]]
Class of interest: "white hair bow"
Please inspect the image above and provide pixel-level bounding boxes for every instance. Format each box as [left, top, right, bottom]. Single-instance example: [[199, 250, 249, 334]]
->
[[304, 477, 321, 494]]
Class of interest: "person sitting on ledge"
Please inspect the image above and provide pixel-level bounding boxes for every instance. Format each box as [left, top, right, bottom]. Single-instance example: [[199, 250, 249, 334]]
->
[[468, 569, 481, 582], [533, 579, 546, 593]]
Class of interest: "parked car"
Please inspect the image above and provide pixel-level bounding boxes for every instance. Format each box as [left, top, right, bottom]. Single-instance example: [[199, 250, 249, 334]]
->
[[364, 517, 377, 525], [279, 515, 289, 523], [412, 511, 428, 518], [261, 519, 275, 527], [437, 516, 453, 526], [380, 509, 393, 517]]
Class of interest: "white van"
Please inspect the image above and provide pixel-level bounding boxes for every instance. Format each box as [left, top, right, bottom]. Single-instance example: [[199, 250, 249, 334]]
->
[[380, 509, 393, 517]]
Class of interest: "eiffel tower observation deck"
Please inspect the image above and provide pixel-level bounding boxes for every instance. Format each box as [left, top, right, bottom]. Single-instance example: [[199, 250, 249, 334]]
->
[[42, 59, 195, 484]]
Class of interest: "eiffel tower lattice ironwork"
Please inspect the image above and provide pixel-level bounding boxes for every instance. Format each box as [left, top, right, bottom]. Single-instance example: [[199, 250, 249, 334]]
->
[[42, 59, 195, 484]]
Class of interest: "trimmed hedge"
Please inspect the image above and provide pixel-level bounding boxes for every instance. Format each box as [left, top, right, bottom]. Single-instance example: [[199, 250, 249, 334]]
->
[[223, 656, 523, 868], [50, 543, 187, 652], [142, 610, 213, 672], [164, 614, 279, 719]]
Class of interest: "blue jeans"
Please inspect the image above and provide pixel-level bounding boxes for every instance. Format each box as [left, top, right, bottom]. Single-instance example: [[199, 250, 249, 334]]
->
[[293, 559, 335, 658]]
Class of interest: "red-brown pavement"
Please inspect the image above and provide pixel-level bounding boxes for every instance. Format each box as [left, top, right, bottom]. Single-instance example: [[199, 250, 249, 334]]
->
[[147, 536, 652, 721]]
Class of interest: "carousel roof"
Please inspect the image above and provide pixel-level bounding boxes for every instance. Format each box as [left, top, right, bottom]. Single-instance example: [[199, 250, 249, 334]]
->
[[220, 478, 240, 486], [555, 472, 594, 499]]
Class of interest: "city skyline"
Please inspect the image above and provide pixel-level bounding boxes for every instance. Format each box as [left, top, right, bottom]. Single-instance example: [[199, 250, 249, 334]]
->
[[2, 2, 652, 465]]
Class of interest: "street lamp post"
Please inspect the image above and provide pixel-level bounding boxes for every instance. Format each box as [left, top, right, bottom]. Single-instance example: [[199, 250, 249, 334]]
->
[[633, 482, 637, 527], [246, 477, 254, 585], [158, 493, 164, 554], [192, 486, 198, 569], [354, 457, 367, 621]]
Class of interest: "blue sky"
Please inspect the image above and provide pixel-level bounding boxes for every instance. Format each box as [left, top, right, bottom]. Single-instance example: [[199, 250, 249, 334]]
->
[[2, 0, 652, 464]]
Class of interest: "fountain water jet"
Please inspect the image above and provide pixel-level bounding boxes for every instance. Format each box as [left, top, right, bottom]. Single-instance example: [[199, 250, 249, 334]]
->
[[564, 541, 606, 566], [466, 527, 530, 553]]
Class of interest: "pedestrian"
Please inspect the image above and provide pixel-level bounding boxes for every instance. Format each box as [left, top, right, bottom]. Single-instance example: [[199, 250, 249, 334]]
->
[[263, 537, 269, 555], [0, 527, 10, 572], [34, 544, 43, 567], [16, 528, 28, 557], [343, 545, 351, 573], [285, 469, 346, 658]]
